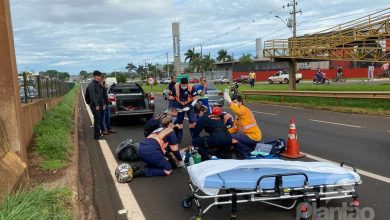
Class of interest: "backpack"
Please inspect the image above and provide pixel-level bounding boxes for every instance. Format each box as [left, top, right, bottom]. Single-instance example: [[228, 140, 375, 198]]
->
[[115, 139, 140, 162], [85, 86, 91, 105]]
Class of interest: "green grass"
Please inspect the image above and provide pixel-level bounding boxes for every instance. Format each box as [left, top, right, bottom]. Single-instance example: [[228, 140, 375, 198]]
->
[[33, 85, 79, 170], [214, 82, 390, 92], [0, 187, 72, 220], [142, 84, 167, 93]]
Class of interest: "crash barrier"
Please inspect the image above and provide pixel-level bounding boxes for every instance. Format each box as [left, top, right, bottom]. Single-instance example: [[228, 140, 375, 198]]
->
[[242, 90, 390, 104], [19, 71, 75, 104]]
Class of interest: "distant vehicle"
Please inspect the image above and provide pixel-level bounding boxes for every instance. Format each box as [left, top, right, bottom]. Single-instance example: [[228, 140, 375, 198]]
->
[[82, 80, 86, 84], [233, 75, 250, 84], [268, 70, 302, 84], [106, 77, 117, 87], [189, 77, 199, 84], [313, 72, 330, 85], [107, 83, 155, 120], [163, 79, 171, 84], [213, 76, 230, 84], [28, 86, 38, 99], [20, 87, 33, 103]]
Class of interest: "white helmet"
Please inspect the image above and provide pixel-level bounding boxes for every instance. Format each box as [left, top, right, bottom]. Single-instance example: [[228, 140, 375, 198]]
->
[[115, 163, 133, 183]]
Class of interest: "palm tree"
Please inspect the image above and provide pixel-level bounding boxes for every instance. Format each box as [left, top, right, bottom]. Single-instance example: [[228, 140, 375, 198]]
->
[[217, 49, 230, 62], [184, 48, 196, 63], [125, 63, 136, 73], [202, 54, 215, 71], [239, 53, 254, 71]]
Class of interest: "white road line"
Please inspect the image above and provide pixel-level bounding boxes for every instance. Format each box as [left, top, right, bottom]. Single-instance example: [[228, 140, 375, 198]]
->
[[222, 107, 277, 116], [81, 86, 145, 220], [252, 110, 277, 116], [303, 152, 390, 184], [309, 119, 362, 128]]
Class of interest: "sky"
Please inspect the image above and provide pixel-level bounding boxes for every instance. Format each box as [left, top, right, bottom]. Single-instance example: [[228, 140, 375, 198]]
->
[[10, 0, 389, 74]]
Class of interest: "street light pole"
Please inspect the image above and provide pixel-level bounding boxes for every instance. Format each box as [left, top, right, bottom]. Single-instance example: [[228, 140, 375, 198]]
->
[[166, 52, 169, 79]]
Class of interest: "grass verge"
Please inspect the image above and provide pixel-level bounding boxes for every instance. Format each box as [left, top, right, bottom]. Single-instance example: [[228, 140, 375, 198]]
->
[[33, 85, 79, 170], [245, 95, 390, 116], [0, 187, 72, 220]]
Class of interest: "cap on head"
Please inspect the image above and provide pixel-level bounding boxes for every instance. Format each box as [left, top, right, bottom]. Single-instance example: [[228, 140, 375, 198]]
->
[[180, 77, 188, 84], [93, 70, 103, 76], [212, 106, 222, 116]]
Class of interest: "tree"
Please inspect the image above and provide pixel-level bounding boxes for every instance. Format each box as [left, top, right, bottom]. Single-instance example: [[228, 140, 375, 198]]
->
[[184, 48, 197, 63], [239, 53, 254, 71], [217, 49, 228, 62], [202, 54, 215, 71], [125, 63, 136, 72], [79, 70, 89, 79], [116, 74, 127, 83]]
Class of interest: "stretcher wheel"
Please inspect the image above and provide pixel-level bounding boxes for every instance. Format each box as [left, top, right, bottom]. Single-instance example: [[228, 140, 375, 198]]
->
[[182, 198, 193, 208]]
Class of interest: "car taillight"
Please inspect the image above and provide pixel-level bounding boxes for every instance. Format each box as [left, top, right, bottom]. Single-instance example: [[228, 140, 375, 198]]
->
[[149, 94, 155, 104], [108, 94, 116, 104]]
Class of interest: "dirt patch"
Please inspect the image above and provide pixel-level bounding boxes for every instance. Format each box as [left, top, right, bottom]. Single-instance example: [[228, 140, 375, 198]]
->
[[27, 152, 67, 184]]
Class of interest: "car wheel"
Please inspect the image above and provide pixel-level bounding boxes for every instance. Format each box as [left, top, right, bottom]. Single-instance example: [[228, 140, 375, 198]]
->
[[268, 79, 273, 84], [227, 82, 230, 84], [284, 78, 289, 84], [296, 80, 300, 83]]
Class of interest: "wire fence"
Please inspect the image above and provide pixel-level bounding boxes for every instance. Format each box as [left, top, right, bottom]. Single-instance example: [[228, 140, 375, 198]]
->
[[19, 72, 76, 104]]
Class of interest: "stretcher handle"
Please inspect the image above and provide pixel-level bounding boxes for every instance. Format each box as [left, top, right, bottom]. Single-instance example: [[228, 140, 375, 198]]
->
[[255, 172, 309, 191], [340, 161, 357, 172]]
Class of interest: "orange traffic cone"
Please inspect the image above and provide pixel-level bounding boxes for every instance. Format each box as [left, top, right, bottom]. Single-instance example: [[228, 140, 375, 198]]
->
[[280, 117, 305, 159]]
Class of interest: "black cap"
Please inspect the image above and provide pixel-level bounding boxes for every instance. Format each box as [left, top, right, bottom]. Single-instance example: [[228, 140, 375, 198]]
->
[[93, 70, 103, 76], [180, 77, 188, 84]]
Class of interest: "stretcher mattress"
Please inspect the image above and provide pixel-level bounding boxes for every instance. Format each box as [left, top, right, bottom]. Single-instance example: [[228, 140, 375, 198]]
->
[[204, 167, 357, 190], [187, 159, 361, 195]]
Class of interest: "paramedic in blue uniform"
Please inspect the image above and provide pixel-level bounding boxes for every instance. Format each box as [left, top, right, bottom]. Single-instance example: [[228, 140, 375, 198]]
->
[[195, 76, 210, 112], [192, 105, 233, 160], [172, 77, 198, 143], [134, 116, 182, 178], [143, 108, 178, 137], [167, 75, 177, 108]]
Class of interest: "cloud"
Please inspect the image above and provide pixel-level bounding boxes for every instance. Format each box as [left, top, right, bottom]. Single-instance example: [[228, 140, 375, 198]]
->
[[10, 0, 390, 73]]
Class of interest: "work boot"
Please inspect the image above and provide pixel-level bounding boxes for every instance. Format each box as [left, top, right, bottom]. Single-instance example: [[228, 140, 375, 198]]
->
[[102, 131, 110, 135], [133, 168, 146, 178], [131, 165, 141, 173], [108, 130, 117, 133]]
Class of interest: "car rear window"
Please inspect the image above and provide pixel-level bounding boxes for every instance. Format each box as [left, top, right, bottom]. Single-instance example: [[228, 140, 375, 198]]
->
[[110, 85, 143, 94]]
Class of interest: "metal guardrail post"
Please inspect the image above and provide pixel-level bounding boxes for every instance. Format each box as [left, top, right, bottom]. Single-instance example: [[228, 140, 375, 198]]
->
[[23, 72, 28, 103], [37, 76, 42, 99]]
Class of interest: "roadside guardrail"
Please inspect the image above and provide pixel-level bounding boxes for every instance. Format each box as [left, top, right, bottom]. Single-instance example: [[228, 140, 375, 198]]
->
[[241, 90, 390, 104]]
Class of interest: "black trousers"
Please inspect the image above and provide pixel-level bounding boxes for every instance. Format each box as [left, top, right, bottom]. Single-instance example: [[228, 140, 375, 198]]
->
[[192, 133, 232, 161], [91, 106, 102, 139]]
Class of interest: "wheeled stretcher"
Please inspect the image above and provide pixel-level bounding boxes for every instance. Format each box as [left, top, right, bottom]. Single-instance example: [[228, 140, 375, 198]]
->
[[183, 159, 362, 219]]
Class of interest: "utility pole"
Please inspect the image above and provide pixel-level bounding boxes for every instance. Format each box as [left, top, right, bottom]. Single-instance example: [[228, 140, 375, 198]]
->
[[200, 43, 203, 75], [285, 0, 302, 90]]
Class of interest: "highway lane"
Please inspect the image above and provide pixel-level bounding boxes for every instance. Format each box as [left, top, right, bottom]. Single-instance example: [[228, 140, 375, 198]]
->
[[80, 84, 390, 219]]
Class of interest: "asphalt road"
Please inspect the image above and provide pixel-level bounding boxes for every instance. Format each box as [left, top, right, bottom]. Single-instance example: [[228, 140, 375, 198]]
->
[[80, 84, 390, 220]]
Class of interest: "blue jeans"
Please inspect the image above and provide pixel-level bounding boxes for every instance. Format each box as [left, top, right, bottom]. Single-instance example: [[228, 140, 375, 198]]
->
[[232, 134, 258, 159], [100, 104, 111, 131]]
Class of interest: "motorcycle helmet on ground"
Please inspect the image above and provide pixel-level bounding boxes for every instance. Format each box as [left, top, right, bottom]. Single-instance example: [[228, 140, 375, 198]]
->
[[115, 163, 133, 183]]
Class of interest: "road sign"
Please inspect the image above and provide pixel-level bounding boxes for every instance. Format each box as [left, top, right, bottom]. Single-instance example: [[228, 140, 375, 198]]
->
[[148, 78, 155, 84]]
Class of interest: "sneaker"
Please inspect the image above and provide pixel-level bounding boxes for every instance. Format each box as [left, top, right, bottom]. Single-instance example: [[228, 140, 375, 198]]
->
[[108, 130, 117, 133], [102, 131, 110, 135]]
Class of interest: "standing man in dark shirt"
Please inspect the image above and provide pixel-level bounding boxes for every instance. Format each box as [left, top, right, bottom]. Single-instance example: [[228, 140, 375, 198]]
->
[[167, 75, 177, 108], [86, 71, 104, 140]]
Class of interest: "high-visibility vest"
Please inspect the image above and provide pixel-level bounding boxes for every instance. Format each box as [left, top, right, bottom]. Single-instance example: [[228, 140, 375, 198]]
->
[[236, 108, 257, 133], [147, 127, 174, 154], [175, 83, 193, 103]]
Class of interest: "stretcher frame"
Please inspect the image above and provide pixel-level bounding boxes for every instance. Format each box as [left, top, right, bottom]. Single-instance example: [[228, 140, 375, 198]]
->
[[182, 161, 362, 220]]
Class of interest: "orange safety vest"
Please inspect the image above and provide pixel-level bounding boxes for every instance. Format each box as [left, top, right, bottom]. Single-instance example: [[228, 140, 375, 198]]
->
[[236, 109, 257, 133], [175, 83, 194, 103], [147, 127, 176, 153]]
